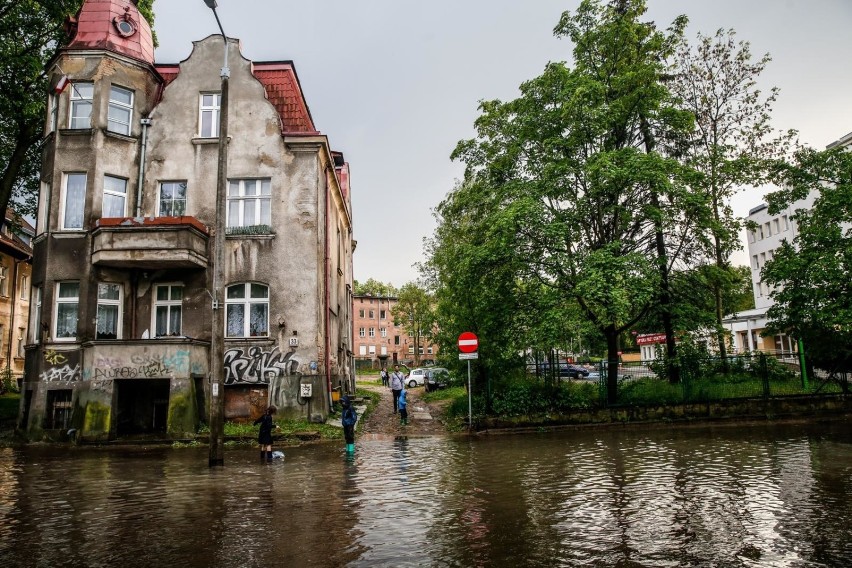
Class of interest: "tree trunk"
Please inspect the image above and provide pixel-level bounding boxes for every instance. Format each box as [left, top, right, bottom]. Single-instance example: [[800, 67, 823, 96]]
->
[[605, 326, 619, 405]]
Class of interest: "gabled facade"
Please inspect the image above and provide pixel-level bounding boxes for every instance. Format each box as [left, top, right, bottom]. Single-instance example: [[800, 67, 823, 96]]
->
[[22, 0, 354, 441]]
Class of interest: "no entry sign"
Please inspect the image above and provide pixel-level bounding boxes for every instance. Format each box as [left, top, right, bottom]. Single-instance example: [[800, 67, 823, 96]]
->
[[458, 332, 478, 353]]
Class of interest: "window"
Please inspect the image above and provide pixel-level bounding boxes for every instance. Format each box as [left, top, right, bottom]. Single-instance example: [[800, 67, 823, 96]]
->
[[103, 175, 127, 218], [49, 93, 59, 133], [427, 347, 433, 355], [158, 181, 187, 216], [0, 265, 6, 296], [358, 327, 365, 337], [62, 173, 86, 230], [782, 215, 789, 230], [358, 309, 364, 318], [37, 182, 50, 235], [226, 283, 268, 337], [107, 85, 133, 135], [758, 226, 764, 240], [752, 255, 759, 270], [759, 252, 766, 266], [368, 345, 376, 355], [369, 327, 375, 338], [31, 286, 42, 344], [369, 310, 375, 318], [748, 230, 756, 244], [227, 179, 271, 230], [764, 222, 771, 237], [54, 282, 80, 340], [96, 283, 122, 339], [46, 390, 73, 429], [199, 93, 221, 137], [153, 284, 183, 337], [394, 336, 400, 345], [380, 309, 386, 319], [359, 345, 366, 356], [17, 327, 25, 358], [773, 219, 780, 233], [69, 82, 94, 129], [20, 275, 29, 300], [419, 347, 424, 355], [380, 327, 387, 338], [408, 346, 414, 354]]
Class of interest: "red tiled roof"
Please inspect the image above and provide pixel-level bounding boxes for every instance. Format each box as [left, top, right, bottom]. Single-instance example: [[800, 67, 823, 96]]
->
[[154, 64, 180, 88], [253, 62, 318, 135], [67, 0, 154, 65]]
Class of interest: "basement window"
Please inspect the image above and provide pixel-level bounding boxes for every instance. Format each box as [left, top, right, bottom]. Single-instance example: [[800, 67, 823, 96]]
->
[[46, 390, 73, 430]]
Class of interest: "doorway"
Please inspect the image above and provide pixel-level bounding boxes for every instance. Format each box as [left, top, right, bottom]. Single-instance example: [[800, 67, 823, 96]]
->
[[116, 379, 171, 436]]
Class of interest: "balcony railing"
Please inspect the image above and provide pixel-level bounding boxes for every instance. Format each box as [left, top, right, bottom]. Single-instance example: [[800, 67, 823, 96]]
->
[[92, 216, 209, 269]]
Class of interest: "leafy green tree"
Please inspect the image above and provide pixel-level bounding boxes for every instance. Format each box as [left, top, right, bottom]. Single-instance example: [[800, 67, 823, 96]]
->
[[449, 0, 693, 402], [391, 283, 435, 367], [353, 278, 397, 297], [670, 28, 795, 361], [763, 147, 852, 375]]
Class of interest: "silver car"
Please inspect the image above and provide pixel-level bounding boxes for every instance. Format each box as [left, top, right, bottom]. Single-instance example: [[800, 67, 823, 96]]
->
[[406, 367, 442, 388]]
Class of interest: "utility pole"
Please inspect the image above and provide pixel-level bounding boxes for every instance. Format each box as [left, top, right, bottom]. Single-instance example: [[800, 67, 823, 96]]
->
[[204, 0, 229, 467]]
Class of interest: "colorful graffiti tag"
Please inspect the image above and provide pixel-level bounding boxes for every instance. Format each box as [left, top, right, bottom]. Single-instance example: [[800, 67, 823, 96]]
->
[[224, 346, 298, 384], [91, 350, 191, 380]]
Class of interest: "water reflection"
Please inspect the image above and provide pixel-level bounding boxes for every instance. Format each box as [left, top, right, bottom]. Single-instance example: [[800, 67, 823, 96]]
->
[[1, 421, 851, 567]]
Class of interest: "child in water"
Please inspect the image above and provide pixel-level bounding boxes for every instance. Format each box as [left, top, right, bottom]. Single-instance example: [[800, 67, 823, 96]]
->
[[398, 387, 408, 426], [341, 395, 358, 453]]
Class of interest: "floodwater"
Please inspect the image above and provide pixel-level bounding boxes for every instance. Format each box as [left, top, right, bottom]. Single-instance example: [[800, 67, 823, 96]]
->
[[1, 420, 851, 567]]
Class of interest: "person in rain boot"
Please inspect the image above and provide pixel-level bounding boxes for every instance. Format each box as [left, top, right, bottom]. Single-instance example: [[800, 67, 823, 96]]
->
[[254, 406, 277, 462], [341, 395, 358, 453], [398, 387, 408, 426]]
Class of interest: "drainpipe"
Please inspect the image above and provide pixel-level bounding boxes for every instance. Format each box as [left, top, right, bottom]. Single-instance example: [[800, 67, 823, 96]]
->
[[324, 167, 333, 410], [136, 118, 152, 217]]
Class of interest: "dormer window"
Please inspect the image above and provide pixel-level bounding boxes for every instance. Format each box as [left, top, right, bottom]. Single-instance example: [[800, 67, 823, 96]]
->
[[113, 10, 137, 38]]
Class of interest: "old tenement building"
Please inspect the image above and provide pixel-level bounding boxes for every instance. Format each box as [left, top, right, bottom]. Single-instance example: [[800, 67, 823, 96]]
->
[[21, 0, 354, 441]]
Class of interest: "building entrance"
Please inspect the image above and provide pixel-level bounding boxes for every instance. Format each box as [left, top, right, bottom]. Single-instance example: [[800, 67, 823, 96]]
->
[[116, 379, 171, 436]]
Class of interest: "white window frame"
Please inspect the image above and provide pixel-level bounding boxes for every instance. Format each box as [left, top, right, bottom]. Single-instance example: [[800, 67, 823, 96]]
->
[[359, 345, 366, 356], [107, 85, 133, 135], [20, 275, 29, 300], [54, 281, 80, 341], [31, 286, 43, 344], [61, 173, 87, 231], [227, 179, 271, 229], [0, 265, 6, 296], [158, 181, 188, 217], [37, 182, 50, 235], [380, 327, 387, 338], [368, 345, 376, 355], [69, 82, 94, 129], [199, 93, 221, 138], [103, 175, 127, 218], [153, 284, 183, 337], [369, 327, 375, 338], [96, 283, 123, 340], [358, 327, 365, 337], [225, 283, 269, 338]]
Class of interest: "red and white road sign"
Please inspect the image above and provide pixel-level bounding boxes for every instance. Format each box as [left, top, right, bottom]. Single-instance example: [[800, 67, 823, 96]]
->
[[458, 332, 478, 353]]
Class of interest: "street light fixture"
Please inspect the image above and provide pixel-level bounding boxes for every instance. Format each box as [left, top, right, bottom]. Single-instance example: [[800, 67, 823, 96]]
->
[[204, 0, 229, 468]]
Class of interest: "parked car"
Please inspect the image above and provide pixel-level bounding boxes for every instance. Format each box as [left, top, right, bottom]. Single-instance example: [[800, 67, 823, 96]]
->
[[424, 368, 451, 392], [532, 362, 590, 379], [405, 367, 431, 388]]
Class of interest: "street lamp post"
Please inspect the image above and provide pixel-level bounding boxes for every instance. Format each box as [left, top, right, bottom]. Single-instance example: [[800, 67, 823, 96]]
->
[[204, 0, 229, 467]]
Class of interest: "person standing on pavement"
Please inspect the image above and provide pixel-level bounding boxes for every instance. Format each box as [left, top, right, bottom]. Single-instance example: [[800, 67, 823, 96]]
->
[[390, 365, 405, 413], [398, 387, 408, 425], [380, 367, 389, 387]]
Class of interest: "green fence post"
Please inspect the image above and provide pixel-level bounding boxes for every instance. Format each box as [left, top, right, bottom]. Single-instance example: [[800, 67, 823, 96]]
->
[[797, 338, 809, 391]]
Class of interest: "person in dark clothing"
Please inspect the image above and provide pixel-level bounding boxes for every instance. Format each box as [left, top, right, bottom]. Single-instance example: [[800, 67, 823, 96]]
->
[[254, 406, 277, 462], [341, 395, 358, 454]]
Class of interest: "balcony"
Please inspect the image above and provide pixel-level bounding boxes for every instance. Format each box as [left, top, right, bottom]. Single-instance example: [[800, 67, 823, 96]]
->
[[92, 216, 209, 269]]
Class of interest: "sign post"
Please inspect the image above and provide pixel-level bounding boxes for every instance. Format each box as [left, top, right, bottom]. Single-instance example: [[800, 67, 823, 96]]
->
[[458, 332, 478, 431]]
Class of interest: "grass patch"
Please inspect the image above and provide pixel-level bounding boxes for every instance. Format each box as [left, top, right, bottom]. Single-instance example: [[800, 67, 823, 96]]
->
[[0, 393, 20, 422], [423, 386, 466, 403]]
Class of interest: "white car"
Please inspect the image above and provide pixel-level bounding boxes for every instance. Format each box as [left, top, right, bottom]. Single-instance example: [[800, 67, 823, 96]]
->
[[405, 368, 431, 388]]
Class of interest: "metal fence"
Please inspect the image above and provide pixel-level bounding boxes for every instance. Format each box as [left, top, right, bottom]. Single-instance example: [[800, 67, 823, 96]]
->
[[599, 352, 849, 406]]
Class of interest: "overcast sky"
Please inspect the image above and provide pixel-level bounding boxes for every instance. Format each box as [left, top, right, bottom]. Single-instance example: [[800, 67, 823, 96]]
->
[[153, 0, 852, 288]]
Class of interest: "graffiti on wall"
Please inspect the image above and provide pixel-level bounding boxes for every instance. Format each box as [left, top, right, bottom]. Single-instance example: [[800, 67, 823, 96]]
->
[[92, 350, 191, 380], [224, 346, 298, 385], [40, 364, 81, 382]]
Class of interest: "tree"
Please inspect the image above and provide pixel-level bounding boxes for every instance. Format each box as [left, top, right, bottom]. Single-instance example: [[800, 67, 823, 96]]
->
[[353, 278, 397, 297], [0, 0, 156, 225], [670, 28, 795, 361], [763, 147, 852, 375], [391, 283, 435, 367], [449, 0, 693, 402]]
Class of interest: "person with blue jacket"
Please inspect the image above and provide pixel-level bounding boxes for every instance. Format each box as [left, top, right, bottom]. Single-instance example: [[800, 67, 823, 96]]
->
[[341, 395, 358, 453], [398, 387, 408, 426]]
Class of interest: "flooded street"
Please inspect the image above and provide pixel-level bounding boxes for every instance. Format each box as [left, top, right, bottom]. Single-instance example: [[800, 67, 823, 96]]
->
[[1, 419, 851, 567]]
